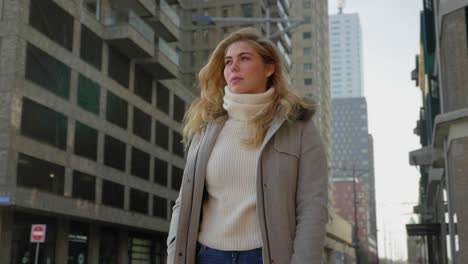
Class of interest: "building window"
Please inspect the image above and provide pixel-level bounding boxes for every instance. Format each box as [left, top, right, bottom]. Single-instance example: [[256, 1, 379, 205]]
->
[[80, 25, 102, 70], [132, 107, 151, 142], [134, 66, 153, 103], [303, 47, 312, 56], [74, 121, 98, 161], [303, 63, 313, 72], [77, 74, 100, 115], [221, 6, 229, 17], [304, 79, 313, 86], [303, 1, 311, 8], [130, 188, 149, 214], [171, 166, 183, 191], [17, 153, 65, 195], [304, 15, 311, 23], [172, 131, 184, 158], [103, 135, 126, 172], [108, 46, 130, 88], [173, 95, 185, 123], [241, 3, 254, 18], [25, 43, 71, 99], [72, 170, 96, 202], [155, 121, 169, 150], [154, 157, 168, 186], [303, 32, 311, 39], [29, 0, 73, 50], [102, 180, 124, 209], [21, 98, 68, 150], [153, 195, 167, 219], [106, 91, 128, 130], [156, 82, 170, 114], [131, 147, 150, 180]]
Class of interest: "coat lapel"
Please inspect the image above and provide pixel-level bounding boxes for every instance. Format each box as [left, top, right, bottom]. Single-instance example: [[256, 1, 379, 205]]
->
[[186, 117, 227, 261]]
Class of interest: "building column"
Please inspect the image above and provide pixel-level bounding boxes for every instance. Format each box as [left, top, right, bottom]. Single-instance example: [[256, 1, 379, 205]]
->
[[0, 209, 13, 263], [118, 229, 129, 263], [87, 224, 100, 264], [55, 219, 69, 263]]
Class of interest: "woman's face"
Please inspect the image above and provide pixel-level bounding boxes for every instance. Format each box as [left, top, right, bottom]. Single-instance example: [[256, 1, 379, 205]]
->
[[223, 41, 274, 94]]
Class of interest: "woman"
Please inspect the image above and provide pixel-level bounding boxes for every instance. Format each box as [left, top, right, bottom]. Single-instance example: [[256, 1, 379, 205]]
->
[[167, 28, 328, 264]]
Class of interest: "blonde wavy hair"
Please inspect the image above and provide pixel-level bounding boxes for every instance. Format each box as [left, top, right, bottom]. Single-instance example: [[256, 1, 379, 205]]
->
[[183, 27, 315, 147]]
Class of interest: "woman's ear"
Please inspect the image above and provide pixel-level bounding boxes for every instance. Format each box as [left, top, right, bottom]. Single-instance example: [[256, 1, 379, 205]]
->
[[265, 64, 275, 78]]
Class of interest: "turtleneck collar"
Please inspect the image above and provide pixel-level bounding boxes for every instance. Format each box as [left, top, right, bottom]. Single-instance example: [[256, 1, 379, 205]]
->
[[223, 86, 275, 121]]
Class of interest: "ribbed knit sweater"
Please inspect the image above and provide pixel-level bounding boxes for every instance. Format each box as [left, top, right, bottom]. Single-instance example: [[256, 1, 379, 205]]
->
[[197, 86, 275, 250]]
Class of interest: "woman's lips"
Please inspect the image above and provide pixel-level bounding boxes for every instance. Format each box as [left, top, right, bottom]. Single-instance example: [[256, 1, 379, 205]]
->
[[230, 77, 243, 84]]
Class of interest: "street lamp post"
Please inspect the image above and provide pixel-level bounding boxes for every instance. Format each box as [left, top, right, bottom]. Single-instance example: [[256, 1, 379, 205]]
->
[[192, 15, 305, 40]]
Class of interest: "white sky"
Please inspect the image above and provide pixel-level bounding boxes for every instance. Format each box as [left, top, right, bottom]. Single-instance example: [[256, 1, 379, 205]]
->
[[326, 0, 423, 260]]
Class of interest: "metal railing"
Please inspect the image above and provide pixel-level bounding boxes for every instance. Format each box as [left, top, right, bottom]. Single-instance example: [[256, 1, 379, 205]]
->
[[102, 9, 155, 44], [158, 38, 179, 65], [276, 41, 291, 67], [160, 0, 180, 27], [128, 10, 155, 44]]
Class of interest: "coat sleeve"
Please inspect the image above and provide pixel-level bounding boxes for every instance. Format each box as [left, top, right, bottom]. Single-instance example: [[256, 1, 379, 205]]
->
[[290, 121, 329, 264], [166, 190, 182, 264]]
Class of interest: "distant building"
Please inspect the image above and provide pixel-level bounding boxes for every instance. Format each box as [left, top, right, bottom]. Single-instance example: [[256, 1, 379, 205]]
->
[[329, 10, 378, 263], [329, 13, 363, 98]]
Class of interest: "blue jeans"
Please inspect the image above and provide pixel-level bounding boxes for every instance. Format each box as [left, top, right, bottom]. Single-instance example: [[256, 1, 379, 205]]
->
[[196, 244, 263, 264]]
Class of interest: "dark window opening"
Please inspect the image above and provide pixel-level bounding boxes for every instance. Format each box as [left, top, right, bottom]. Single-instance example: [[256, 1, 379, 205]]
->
[[102, 180, 124, 209], [106, 91, 128, 129], [133, 107, 151, 142], [25, 43, 71, 99], [153, 158, 168, 186], [74, 121, 98, 161], [156, 82, 170, 114], [131, 147, 150, 180], [171, 166, 183, 191], [17, 153, 65, 195], [72, 170, 96, 202], [80, 25, 103, 70], [155, 121, 169, 150], [77, 74, 100, 115], [108, 46, 130, 88], [99, 227, 119, 264], [29, 0, 74, 50], [21, 97, 68, 150], [134, 66, 153, 103], [153, 195, 167, 219], [173, 95, 185, 123], [172, 131, 184, 158], [103, 135, 126, 171], [130, 188, 149, 214]]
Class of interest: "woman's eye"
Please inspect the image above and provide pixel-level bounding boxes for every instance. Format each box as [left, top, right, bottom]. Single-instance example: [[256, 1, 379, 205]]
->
[[225, 60, 232, 65]]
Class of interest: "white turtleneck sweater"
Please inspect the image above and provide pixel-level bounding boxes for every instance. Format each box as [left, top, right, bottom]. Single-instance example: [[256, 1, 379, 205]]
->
[[197, 86, 275, 250]]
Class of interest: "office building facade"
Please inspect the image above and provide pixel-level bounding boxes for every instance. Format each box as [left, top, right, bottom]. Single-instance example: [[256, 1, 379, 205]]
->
[[408, 0, 468, 262], [0, 0, 191, 262]]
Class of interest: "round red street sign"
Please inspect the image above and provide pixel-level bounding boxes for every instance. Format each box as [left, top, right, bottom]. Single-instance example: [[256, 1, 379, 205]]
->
[[30, 225, 46, 243]]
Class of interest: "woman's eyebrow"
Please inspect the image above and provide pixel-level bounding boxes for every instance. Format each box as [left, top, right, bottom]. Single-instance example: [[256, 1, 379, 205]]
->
[[225, 52, 254, 59]]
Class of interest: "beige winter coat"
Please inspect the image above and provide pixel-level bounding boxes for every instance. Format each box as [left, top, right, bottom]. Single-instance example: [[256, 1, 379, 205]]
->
[[167, 109, 328, 264]]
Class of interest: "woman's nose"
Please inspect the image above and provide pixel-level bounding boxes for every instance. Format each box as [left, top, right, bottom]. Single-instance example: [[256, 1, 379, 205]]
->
[[230, 60, 240, 72]]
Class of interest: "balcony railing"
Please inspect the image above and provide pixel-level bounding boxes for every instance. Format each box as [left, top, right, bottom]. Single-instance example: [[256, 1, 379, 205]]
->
[[158, 37, 179, 65], [102, 9, 155, 44], [276, 41, 291, 67], [277, 22, 292, 47], [160, 0, 180, 27]]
